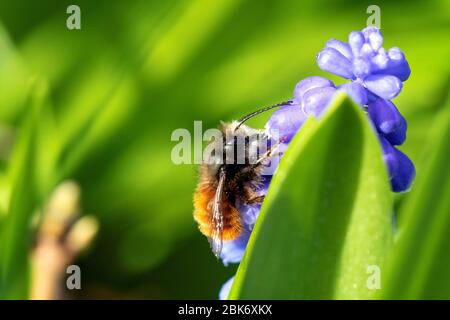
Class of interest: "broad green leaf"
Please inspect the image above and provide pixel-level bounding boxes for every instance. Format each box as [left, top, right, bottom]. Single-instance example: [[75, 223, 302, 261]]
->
[[380, 97, 450, 299], [229, 94, 393, 299], [0, 81, 45, 299]]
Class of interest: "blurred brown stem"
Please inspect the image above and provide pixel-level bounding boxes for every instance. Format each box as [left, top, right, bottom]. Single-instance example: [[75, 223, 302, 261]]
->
[[30, 181, 98, 300]]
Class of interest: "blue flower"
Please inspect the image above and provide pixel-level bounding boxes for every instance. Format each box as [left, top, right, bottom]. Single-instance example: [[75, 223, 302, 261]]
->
[[265, 102, 307, 143], [265, 75, 415, 192], [265, 76, 336, 142], [367, 98, 407, 146], [317, 26, 410, 100], [266, 27, 415, 192], [314, 26, 414, 192]]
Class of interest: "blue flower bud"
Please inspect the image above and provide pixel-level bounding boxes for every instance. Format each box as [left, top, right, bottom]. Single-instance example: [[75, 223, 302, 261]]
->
[[391, 148, 416, 193], [380, 137, 415, 193], [374, 48, 411, 81], [368, 99, 407, 145], [267, 76, 337, 145], [360, 43, 376, 58], [293, 76, 334, 103], [380, 136, 399, 177], [364, 74, 402, 100], [317, 48, 354, 79], [363, 26, 383, 50], [302, 86, 337, 117], [371, 49, 389, 70], [326, 39, 353, 60], [349, 31, 365, 56], [265, 103, 307, 142]]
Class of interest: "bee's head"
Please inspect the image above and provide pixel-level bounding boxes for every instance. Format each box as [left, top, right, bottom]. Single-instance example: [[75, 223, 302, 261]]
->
[[202, 100, 293, 176], [203, 121, 269, 177]]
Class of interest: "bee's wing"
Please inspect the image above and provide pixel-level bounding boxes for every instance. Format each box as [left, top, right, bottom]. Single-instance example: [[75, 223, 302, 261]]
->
[[209, 169, 225, 258]]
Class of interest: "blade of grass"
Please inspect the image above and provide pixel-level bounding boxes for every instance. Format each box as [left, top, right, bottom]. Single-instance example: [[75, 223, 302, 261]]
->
[[0, 80, 46, 299]]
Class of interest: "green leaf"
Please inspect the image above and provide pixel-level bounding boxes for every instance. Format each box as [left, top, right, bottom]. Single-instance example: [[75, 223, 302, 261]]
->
[[229, 94, 393, 299], [380, 97, 450, 299], [0, 81, 45, 299], [0, 24, 32, 123]]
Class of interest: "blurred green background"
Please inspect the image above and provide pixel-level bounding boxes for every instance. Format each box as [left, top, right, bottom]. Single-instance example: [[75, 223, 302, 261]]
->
[[0, 0, 448, 299]]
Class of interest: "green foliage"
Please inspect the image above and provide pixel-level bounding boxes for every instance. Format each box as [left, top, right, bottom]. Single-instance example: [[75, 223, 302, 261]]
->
[[379, 97, 450, 299], [0, 82, 45, 299]]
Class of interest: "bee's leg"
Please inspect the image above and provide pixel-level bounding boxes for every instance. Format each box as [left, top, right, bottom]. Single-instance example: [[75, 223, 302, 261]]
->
[[254, 137, 286, 166], [241, 184, 265, 205], [246, 195, 265, 205], [240, 139, 285, 176]]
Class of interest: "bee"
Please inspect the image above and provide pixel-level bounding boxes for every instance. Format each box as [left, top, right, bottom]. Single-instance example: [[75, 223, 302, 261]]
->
[[193, 100, 292, 257]]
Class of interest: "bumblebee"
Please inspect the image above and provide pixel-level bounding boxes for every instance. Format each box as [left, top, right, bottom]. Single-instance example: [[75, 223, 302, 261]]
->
[[193, 101, 291, 257]]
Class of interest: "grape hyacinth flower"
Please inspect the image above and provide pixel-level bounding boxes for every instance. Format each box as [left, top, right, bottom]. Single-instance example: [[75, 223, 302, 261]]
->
[[218, 26, 415, 299], [315, 26, 414, 191], [317, 26, 411, 101]]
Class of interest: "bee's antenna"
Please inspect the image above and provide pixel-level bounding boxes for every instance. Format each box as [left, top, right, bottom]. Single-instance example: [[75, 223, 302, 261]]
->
[[235, 100, 294, 131]]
